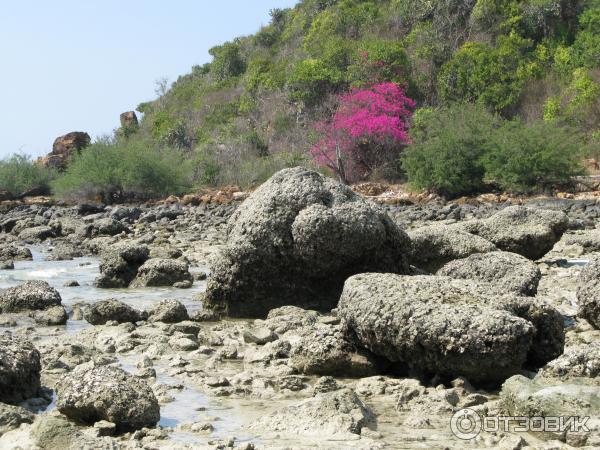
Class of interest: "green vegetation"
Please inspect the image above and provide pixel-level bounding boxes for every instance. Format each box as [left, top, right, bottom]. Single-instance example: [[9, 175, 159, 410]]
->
[[0, 154, 55, 197], [51, 139, 193, 202], [15, 0, 600, 201]]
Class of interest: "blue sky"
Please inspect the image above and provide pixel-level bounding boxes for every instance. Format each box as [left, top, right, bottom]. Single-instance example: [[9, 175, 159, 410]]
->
[[0, 0, 297, 157]]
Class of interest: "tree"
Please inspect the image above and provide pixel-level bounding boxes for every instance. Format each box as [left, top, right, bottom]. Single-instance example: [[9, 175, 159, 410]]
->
[[310, 82, 415, 183]]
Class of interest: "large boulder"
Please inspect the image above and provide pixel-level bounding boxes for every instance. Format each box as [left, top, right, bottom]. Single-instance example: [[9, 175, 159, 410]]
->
[[338, 274, 564, 384], [130, 258, 192, 288], [84, 299, 146, 325], [577, 256, 600, 329], [248, 388, 375, 438], [95, 243, 149, 288], [437, 251, 541, 296], [56, 365, 160, 431], [538, 341, 600, 385], [203, 168, 411, 318], [0, 333, 41, 403], [0, 281, 62, 313], [408, 224, 497, 272], [459, 206, 569, 260]]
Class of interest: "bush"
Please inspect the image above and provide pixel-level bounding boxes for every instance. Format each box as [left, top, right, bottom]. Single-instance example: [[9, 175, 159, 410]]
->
[[311, 82, 415, 183], [0, 154, 55, 196], [288, 58, 345, 106], [402, 104, 500, 197], [482, 120, 583, 191], [52, 141, 192, 202], [209, 41, 247, 82]]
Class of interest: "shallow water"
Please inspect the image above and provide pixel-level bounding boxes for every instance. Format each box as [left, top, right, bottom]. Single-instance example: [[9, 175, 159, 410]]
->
[[0, 245, 206, 332]]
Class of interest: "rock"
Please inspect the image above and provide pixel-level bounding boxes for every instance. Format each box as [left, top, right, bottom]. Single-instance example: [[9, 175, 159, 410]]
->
[[46, 243, 83, 261], [437, 251, 542, 296], [84, 299, 146, 325], [31, 305, 68, 325], [0, 332, 41, 403], [0, 261, 13, 270], [538, 341, 600, 385], [56, 365, 160, 431], [130, 258, 193, 288], [0, 280, 62, 313], [147, 299, 189, 323], [203, 168, 411, 318], [93, 420, 116, 437], [0, 403, 35, 435], [312, 376, 341, 394], [562, 229, 600, 252], [39, 131, 90, 170], [459, 206, 569, 260], [408, 224, 497, 272], [500, 375, 600, 444], [248, 388, 375, 437], [243, 327, 277, 345], [289, 324, 380, 377], [338, 274, 564, 384], [63, 280, 79, 287], [577, 256, 600, 329], [119, 111, 138, 128], [18, 225, 54, 243], [95, 243, 149, 288], [264, 306, 319, 335], [169, 336, 198, 351], [89, 218, 129, 237], [0, 245, 32, 261]]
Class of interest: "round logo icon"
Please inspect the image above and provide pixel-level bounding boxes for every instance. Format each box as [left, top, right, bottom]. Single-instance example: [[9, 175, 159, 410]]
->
[[450, 408, 482, 440]]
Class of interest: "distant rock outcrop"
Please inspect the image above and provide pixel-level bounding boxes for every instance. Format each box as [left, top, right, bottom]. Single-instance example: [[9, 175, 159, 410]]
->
[[38, 131, 91, 170], [120, 111, 138, 128]]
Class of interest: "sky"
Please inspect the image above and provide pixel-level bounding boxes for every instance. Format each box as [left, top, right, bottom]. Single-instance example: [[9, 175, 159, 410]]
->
[[0, 0, 298, 158]]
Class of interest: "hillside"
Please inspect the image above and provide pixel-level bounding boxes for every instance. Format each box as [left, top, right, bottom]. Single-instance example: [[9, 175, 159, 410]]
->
[[3, 0, 600, 201]]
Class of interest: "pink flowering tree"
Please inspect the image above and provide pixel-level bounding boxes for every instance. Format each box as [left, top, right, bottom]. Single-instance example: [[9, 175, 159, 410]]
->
[[310, 82, 415, 183]]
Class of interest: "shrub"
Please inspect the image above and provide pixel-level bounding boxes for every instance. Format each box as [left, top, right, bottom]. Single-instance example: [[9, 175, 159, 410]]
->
[[311, 82, 415, 183], [288, 58, 345, 106], [52, 141, 192, 202], [402, 103, 500, 197], [438, 33, 538, 113], [347, 39, 411, 87], [209, 41, 247, 82], [0, 154, 55, 196], [482, 120, 583, 191]]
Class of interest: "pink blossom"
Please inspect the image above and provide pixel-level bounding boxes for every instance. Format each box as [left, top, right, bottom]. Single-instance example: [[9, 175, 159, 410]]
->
[[310, 83, 414, 182]]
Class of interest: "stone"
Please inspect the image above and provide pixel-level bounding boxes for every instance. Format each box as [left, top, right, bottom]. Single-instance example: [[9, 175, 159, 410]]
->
[[38, 131, 90, 170], [130, 258, 193, 288], [84, 299, 146, 325], [263, 306, 319, 335], [248, 388, 375, 438], [147, 299, 189, 323], [56, 365, 160, 431], [408, 224, 497, 272], [243, 327, 277, 345], [577, 256, 600, 329], [459, 206, 569, 260], [437, 251, 542, 296], [18, 225, 54, 243], [0, 261, 13, 270], [0, 332, 41, 403], [0, 245, 32, 261], [0, 280, 62, 313], [31, 305, 68, 326], [289, 324, 379, 377], [203, 168, 411, 318], [538, 341, 600, 385], [338, 273, 564, 384], [0, 403, 35, 435], [119, 111, 138, 128], [95, 243, 149, 288]]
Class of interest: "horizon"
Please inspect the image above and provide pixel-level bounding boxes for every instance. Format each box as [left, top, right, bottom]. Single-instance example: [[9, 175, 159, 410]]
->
[[0, 0, 297, 158]]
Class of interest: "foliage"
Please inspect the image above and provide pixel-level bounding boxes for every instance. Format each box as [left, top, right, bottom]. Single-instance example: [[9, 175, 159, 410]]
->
[[402, 103, 499, 197], [0, 154, 55, 196], [482, 120, 583, 190], [311, 82, 415, 183], [209, 41, 247, 82], [52, 140, 192, 202]]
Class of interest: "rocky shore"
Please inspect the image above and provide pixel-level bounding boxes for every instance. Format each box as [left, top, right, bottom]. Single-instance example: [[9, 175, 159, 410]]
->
[[0, 168, 599, 449]]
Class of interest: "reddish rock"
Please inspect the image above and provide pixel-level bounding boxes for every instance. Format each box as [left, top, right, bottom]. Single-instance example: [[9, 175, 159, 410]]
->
[[39, 131, 91, 170], [120, 111, 139, 128]]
